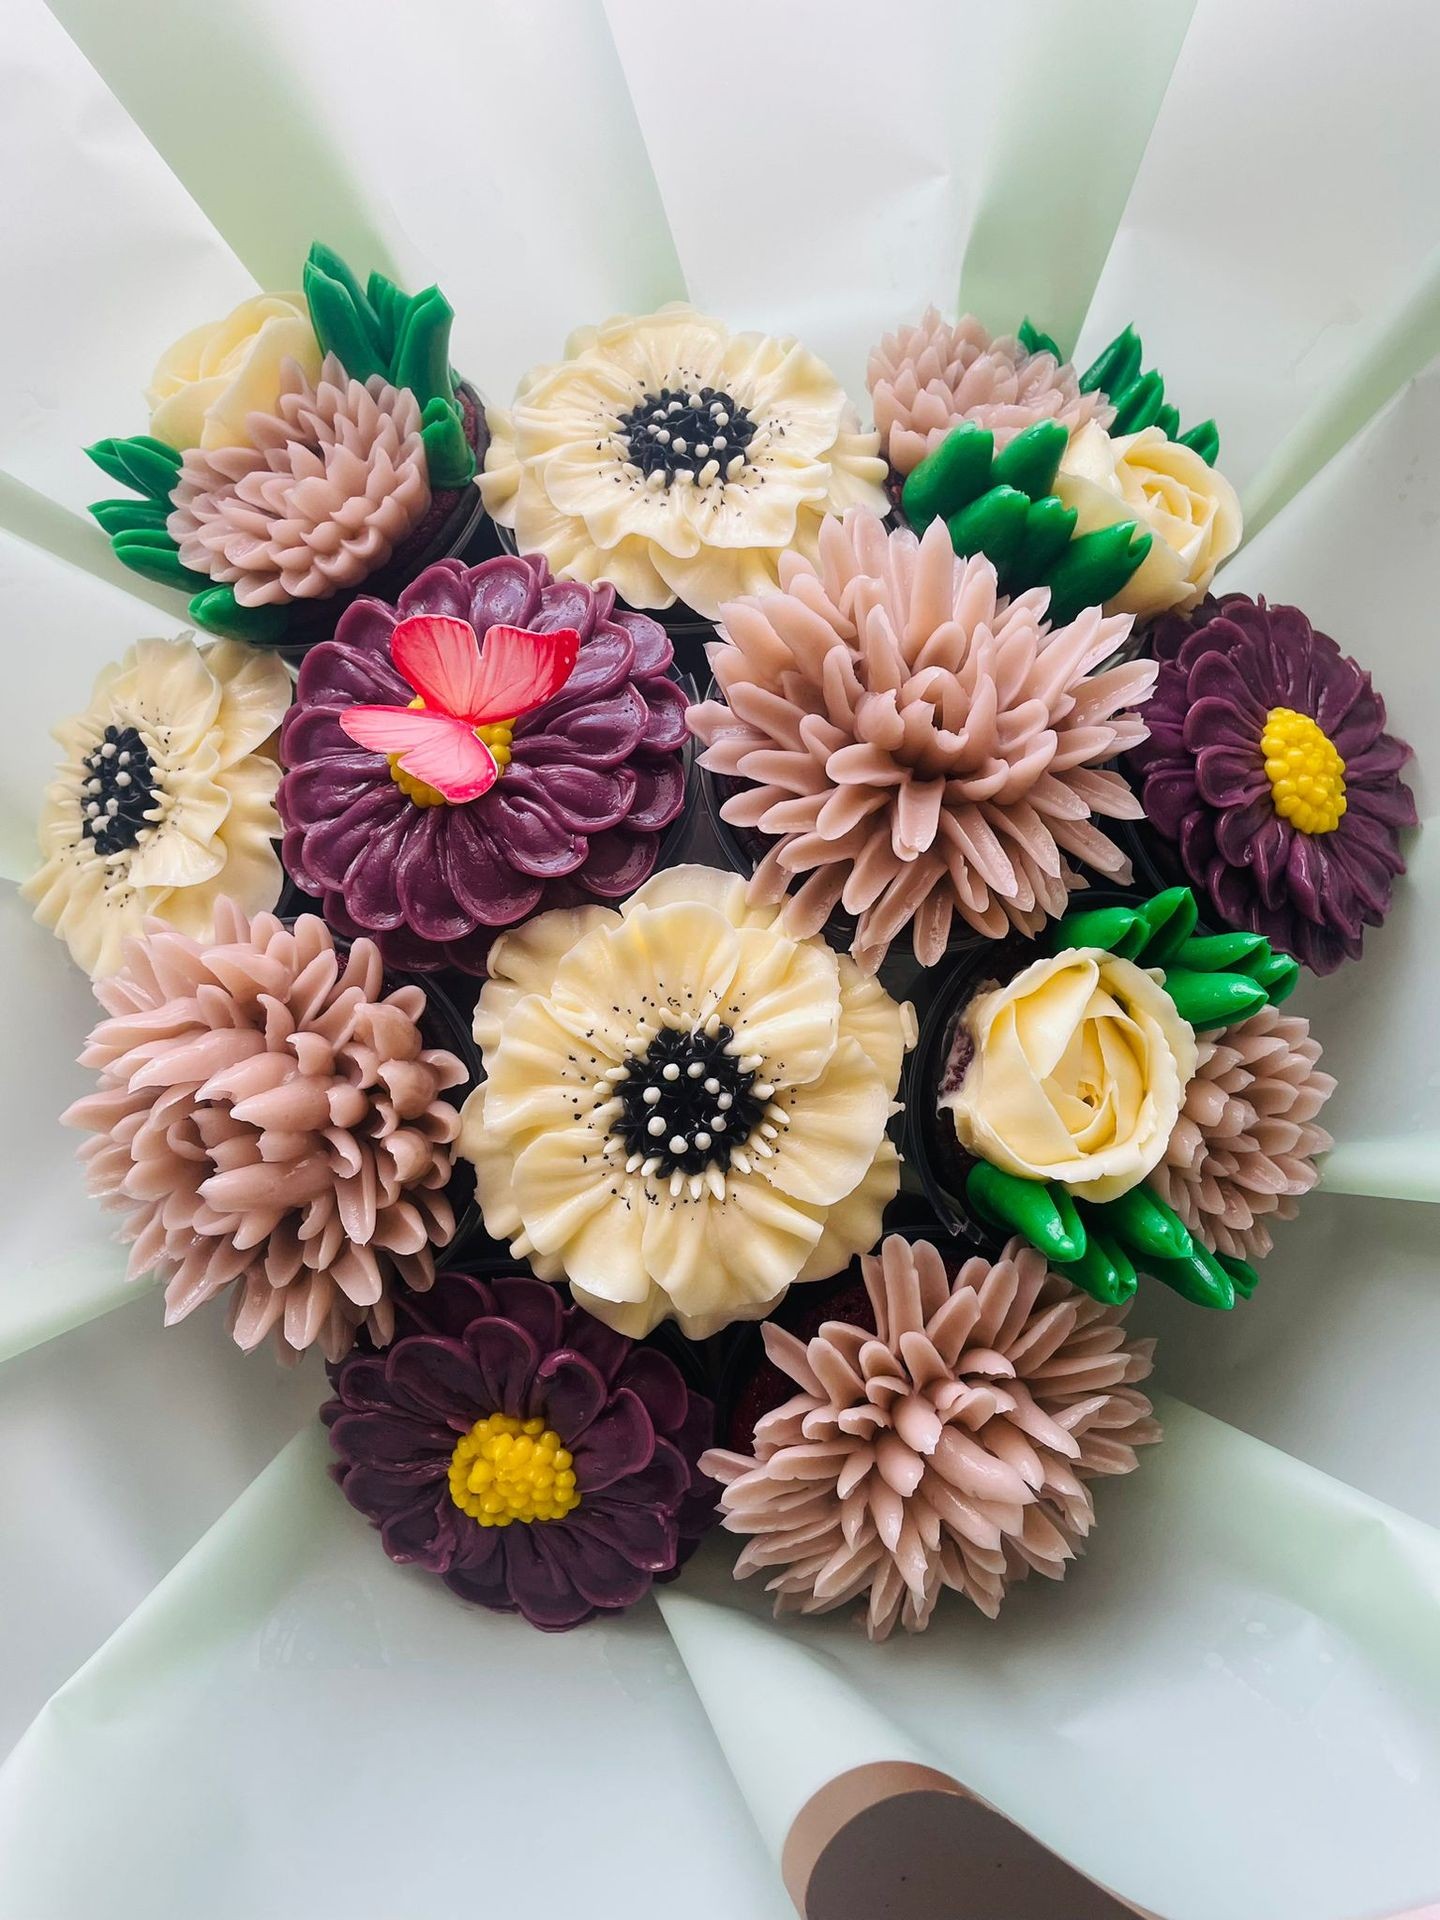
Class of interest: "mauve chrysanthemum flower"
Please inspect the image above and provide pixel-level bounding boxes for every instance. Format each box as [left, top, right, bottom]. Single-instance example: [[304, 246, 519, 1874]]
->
[[1129, 594, 1416, 974], [703, 1233, 1159, 1637], [323, 1269, 716, 1629], [278, 554, 689, 973]]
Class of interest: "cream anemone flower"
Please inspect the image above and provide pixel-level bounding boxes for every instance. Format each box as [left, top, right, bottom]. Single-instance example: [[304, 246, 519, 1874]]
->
[[23, 636, 290, 978], [480, 303, 889, 620], [459, 865, 914, 1339]]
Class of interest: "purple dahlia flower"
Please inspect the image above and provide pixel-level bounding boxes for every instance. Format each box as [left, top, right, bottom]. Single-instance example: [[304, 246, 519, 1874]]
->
[[1129, 594, 1416, 974], [323, 1270, 717, 1630], [278, 554, 690, 973]]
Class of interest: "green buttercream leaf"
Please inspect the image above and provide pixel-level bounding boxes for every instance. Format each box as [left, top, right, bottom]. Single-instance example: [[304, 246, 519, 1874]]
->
[[186, 584, 293, 644], [1243, 947, 1301, 1005], [392, 286, 457, 409], [1080, 325, 1142, 397], [1155, 402, 1182, 440], [421, 397, 476, 489], [1136, 886, 1198, 965], [1217, 1252, 1261, 1300], [946, 486, 1030, 584], [1146, 1244, 1237, 1310], [1042, 523, 1151, 627], [366, 271, 408, 360], [304, 256, 387, 384], [109, 538, 208, 593], [87, 436, 181, 502], [1015, 495, 1076, 580], [965, 1163, 1085, 1264], [1057, 1227, 1137, 1306], [1174, 930, 1269, 972], [901, 424, 995, 531], [1163, 967, 1269, 1030], [1018, 317, 1064, 361], [90, 497, 173, 537], [1093, 1185, 1194, 1263], [1110, 366, 1167, 434], [1178, 419, 1220, 466], [990, 419, 1068, 501], [1050, 903, 1144, 958]]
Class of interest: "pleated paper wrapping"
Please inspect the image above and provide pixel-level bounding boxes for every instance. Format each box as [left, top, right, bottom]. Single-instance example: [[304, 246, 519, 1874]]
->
[[1, 3, 1438, 1916]]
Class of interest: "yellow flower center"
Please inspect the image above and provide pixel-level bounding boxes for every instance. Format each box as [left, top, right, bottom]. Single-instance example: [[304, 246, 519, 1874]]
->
[[1260, 706, 1347, 835], [447, 1413, 579, 1527], [387, 697, 515, 808]]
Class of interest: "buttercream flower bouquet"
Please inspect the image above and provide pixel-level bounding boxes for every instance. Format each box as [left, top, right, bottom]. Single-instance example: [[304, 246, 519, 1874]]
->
[[29, 257, 1420, 1644]]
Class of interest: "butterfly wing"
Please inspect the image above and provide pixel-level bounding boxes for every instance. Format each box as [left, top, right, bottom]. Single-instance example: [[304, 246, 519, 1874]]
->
[[468, 625, 582, 723], [339, 705, 499, 803], [389, 615, 491, 720]]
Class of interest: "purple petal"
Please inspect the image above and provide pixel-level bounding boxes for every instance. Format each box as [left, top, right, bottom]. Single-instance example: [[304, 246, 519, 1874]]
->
[[544, 1522, 659, 1610], [338, 1459, 448, 1521], [610, 611, 673, 676], [532, 1351, 610, 1443], [572, 827, 659, 899], [613, 1348, 689, 1434], [640, 678, 691, 752], [1194, 743, 1265, 809], [558, 1308, 631, 1386], [486, 1277, 565, 1355], [395, 811, 480, 945], [329, 599, 400, 660], [384, 1335, 490, 1426], [571, 1499, 678, 1573], [342, 811, 415, 931], [398, 1273, 497, 1343], [397, 559, 481, 623], [507, 762, 636, 833], [441, 1525, 510, 1609], [328, 1410, 453, 1473], [527, 687, 649, 766], [465, 556, 543, 634], [534, 630, 634, 708], [572, 1386, 655, 1492], [485, 790, 589, 879], [381, 1489, 460, 1571], [599, 1433, 689, 1509], [626, 757, 687, 832], [440, 806, 544, 925], [464, 1318, 540, 1417], [500, 1525, 594, 1629]]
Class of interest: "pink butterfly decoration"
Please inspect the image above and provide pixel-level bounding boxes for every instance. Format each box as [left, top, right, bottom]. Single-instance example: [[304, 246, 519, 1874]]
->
[[339, 615, 580, 803]]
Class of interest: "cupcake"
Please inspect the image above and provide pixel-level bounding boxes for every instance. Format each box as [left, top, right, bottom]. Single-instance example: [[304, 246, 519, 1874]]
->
[[61, 903, 473, 1363], [703, 1230, 1160, 1636], [23, 634, 290, 977], [458, 864, 914, 1340], [323, 1267, 716, 1630], [910, 885, 1305, 1310], [867, 309, 1113, 478], [480, 302, 888, 622], [85, 243, 488, 657], [1127, 593, 1416, 973], [278, 553, 690, 974], [687, 508, 1153, 970]]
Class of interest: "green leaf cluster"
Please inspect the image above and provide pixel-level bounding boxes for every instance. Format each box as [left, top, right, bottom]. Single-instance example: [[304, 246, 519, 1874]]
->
[[900, 420, 1151, 625], [1018, 317, 1219, 465]]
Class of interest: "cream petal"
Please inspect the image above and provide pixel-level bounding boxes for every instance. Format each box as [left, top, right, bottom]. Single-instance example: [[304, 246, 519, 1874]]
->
[[836, 954, 916, 1100], [569, 1278, 670, 1340], [763, 1038, 893, 1207], [482, 905, 619, 1018], [550, 900, 742, 1052], [508, 1127, 645, 1283], [639, 1183, 805, 1332], [149, 375, 228, 456], [794, 1137, 899, 1284], [459, 1089, 524, 1241], [207, 640, 292, 759], [623, 862, 779, 930], [721, 925, 842, 1090], [200, 314, 323, 451], [478, 996, 609, 1137]]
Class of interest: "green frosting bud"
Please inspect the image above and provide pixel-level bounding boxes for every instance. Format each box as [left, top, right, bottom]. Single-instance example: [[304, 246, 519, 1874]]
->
[[1179, 419, 1221, 466], [1243, 948, 1301, 1005], [1091, 1185, 1194, 1263], [1146, 1245, 1238, 1311], [965, 1164, 1086, 1264], [990, 420, 1069, 501], [1055, 1229, 1138, 1307], [1110, 367, 1167, 435], [1173, 930, 1270, 973], [1050, 904, 1147, 960], [1217, 1253, 1261, 1301], [1015, 495, 1077, 581], [946, 486, 1030, 582], [1079, 326, 1143, 398], [1041, 522, 1152, 626], [902, 425, 995, 532], [186, 584, 294, 646], [1162, 967, 1270, 1031], [1135, 886, 1198, 965]]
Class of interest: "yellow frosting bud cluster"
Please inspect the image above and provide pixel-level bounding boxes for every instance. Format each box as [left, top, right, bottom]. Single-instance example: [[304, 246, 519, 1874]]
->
[[386, 698, 514, 807], [1261, 706, 1346, 835], [448, 1412, 579, 1526]]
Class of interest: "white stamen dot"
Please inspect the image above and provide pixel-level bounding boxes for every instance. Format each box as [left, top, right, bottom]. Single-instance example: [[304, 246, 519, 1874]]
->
[[694, 1132, 711, 1150], [668, 1136, 688, 1157], [101, 743, 117, 758], [643, 1086, 661, 1106], [116, 771, 132, 787], [687, 1062, 704, 1079], [704, 1077, 720, 1094], [647, 1116, 666, 1137], [118, 751, 131, 766], [717, 1093, 733, 1110], [662, 1062, 680, 1082]]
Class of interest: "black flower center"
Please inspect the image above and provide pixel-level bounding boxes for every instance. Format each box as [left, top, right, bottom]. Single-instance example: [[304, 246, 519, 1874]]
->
[[611, 1022, 767, 1175], [617, 387, 758, 485], [80, 725, 158, 859]]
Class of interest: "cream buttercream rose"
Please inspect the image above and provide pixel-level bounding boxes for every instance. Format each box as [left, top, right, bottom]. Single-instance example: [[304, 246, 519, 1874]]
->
[[940, 948, 1197, 1204], [1055, 423, 1242, 620], [146, 292, 323, 453]]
